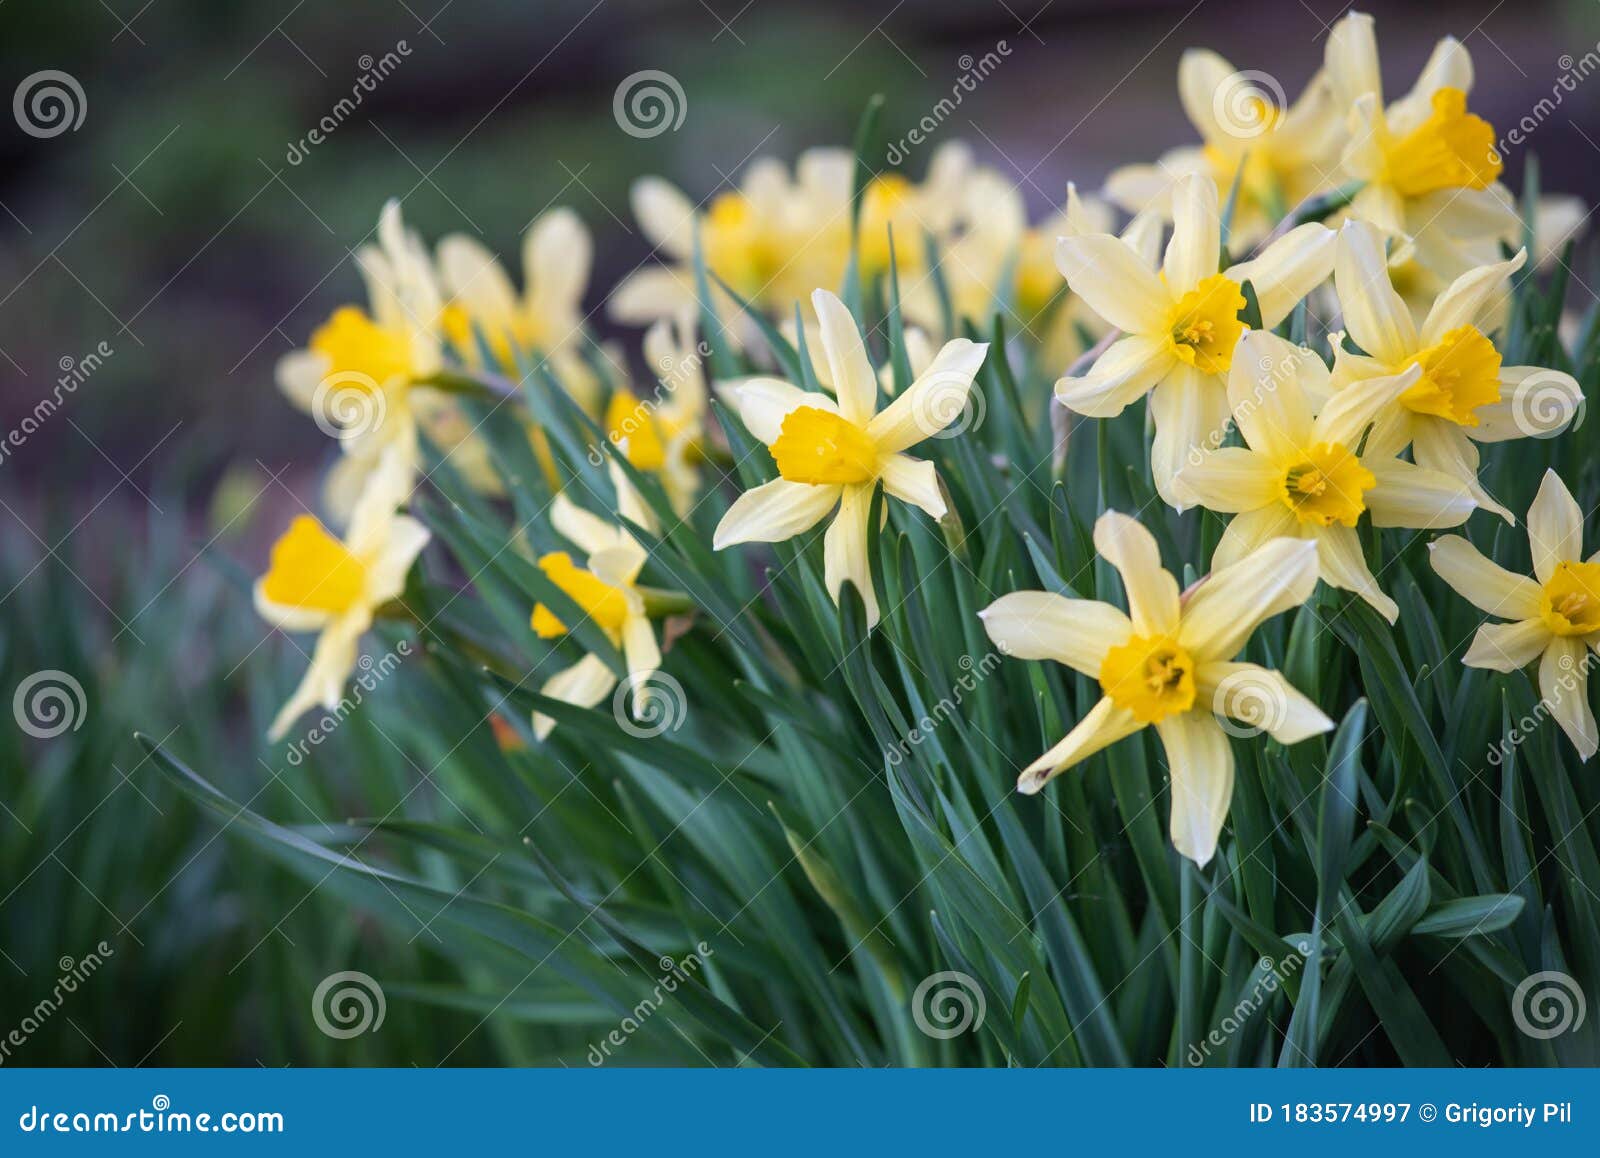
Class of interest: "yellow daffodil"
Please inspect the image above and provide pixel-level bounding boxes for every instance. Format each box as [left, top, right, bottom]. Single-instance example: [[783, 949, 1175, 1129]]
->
[[713, 289, 988, 627], [1331, 220, 1582, 522], [1430, 470, 1600, 758], [1178, 330, 1475, 622], [255, 446, 430, 741], [531, 487, 665, 740], [437, 208, 601, 413], [604, 314, 709, 516], [609, 144, 986, 340], [1105, 49, 1341, 246], [609, 149, 852, 337], [1055, 173, 1336, 504], [276, 200, 442, 520], [903, 175, 1119, 353], [1323, 12, 1519, 283], [980, 512, 1332, 864]]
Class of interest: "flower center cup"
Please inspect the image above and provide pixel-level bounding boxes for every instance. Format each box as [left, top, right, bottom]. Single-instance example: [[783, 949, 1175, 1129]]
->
[[310, 306, 414, 387], [1279, 442, 1374, 527], [1383, 87, 1503, 197], [1100, 634, 1197, 724], [606, 393, 668, 470], [1542, 560, 1600, 637], [770, 406, 880, 486], [260, 516, 368, 614], [1400, 324, 1503, 426], [531, 551, 632, 638], [1166, 275, 1248, 375]]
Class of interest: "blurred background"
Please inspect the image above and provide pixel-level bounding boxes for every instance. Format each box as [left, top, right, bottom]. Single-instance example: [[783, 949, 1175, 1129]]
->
[[2, 0, 1598, 1064]]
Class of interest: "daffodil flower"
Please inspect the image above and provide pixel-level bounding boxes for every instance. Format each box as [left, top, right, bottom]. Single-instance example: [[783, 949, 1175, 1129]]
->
[[1332, 220, 1582, 522], [276, 201, 443, 520], [609, 144, 988, 339], [609, 149, 853, 337], [1430, 470, 1600, 759], [437, 208, 601, 412], [980, 513, 1332, 864], [604, 314, 709, 516], [530, 489, 665, 740], [1105, 48, 1341, 246], [1178, 330, 1474, 622], [255, 446, 430, 741], [1323, 12, 1518, 282], [713, 289, 988, 627], [1055, 173, 1336, 504]]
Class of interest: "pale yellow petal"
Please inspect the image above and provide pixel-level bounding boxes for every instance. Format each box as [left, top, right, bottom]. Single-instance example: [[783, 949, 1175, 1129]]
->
[[813, 289, 877, 427], [1228, 330, 1318, 458], [524, 208, 591, 321], [1463, 619, 1552, 672], [436, 234, 518, 323], [1155, 710, 1235, 866], [551, 493, 622, 558], [979, 592, 1132, 678], [823, 483, 879, 627], [534, 653, 619, 741], [1055, 233, 1171, 334], [1315, 523, 1398, 623], [1527, 469, 1584, 584], [867, 338, 988, 452], [1364, 459, 1476, 529], [1473, 366, 1584, 445], [1326, 11, 1383, 110], [1419, 250, 1526, 347], [1181, 536, 1319, 658], [1054, 334, 1175, 419], [1225, 223, 1336, 328], [1310, 363, 1422, 449], [1212, 504, 1302, 570], [1162, 173, 1221, 294], [630, 177, 696, 258], [733, 378, 837, 445], [1196, 661, 1334, 744], [1412, 418, 1514, 523], [714, 479, 841, 548], [1178, 447, 1281, 513], [1428, 535, 1542, 619], [1150, 364, 1232, 508], [1094, 510, 1180, 636], [1542, 636, 1598, 760], [879, 455, 945, 520], [1017, 697, 1144, 794], [1334, 220, 1418, 363]]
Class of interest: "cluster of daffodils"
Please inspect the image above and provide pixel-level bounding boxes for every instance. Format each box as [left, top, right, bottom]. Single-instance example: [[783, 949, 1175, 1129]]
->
[[257, 197, 706, 739], [252, 8, 1596, 870]]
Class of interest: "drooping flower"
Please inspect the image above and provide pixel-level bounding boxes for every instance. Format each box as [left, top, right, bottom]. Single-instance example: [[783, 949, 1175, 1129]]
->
[[1430, 470, 1600, 759], [530, 486, 665, 741], [980, 513, 1332, 864], [276, 200, 443, 520], [1178, 330, 1475, 622], [603, 314, 709, 517], [1105, 48, 1342, 246], [436, 207, 602, 412], [1331, 220, 1582, 521], [255, 446, 430, 741], [1055, 173, 1336, 504], [713, 289, 988, 627], [1322, 12, 1519, 282]]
